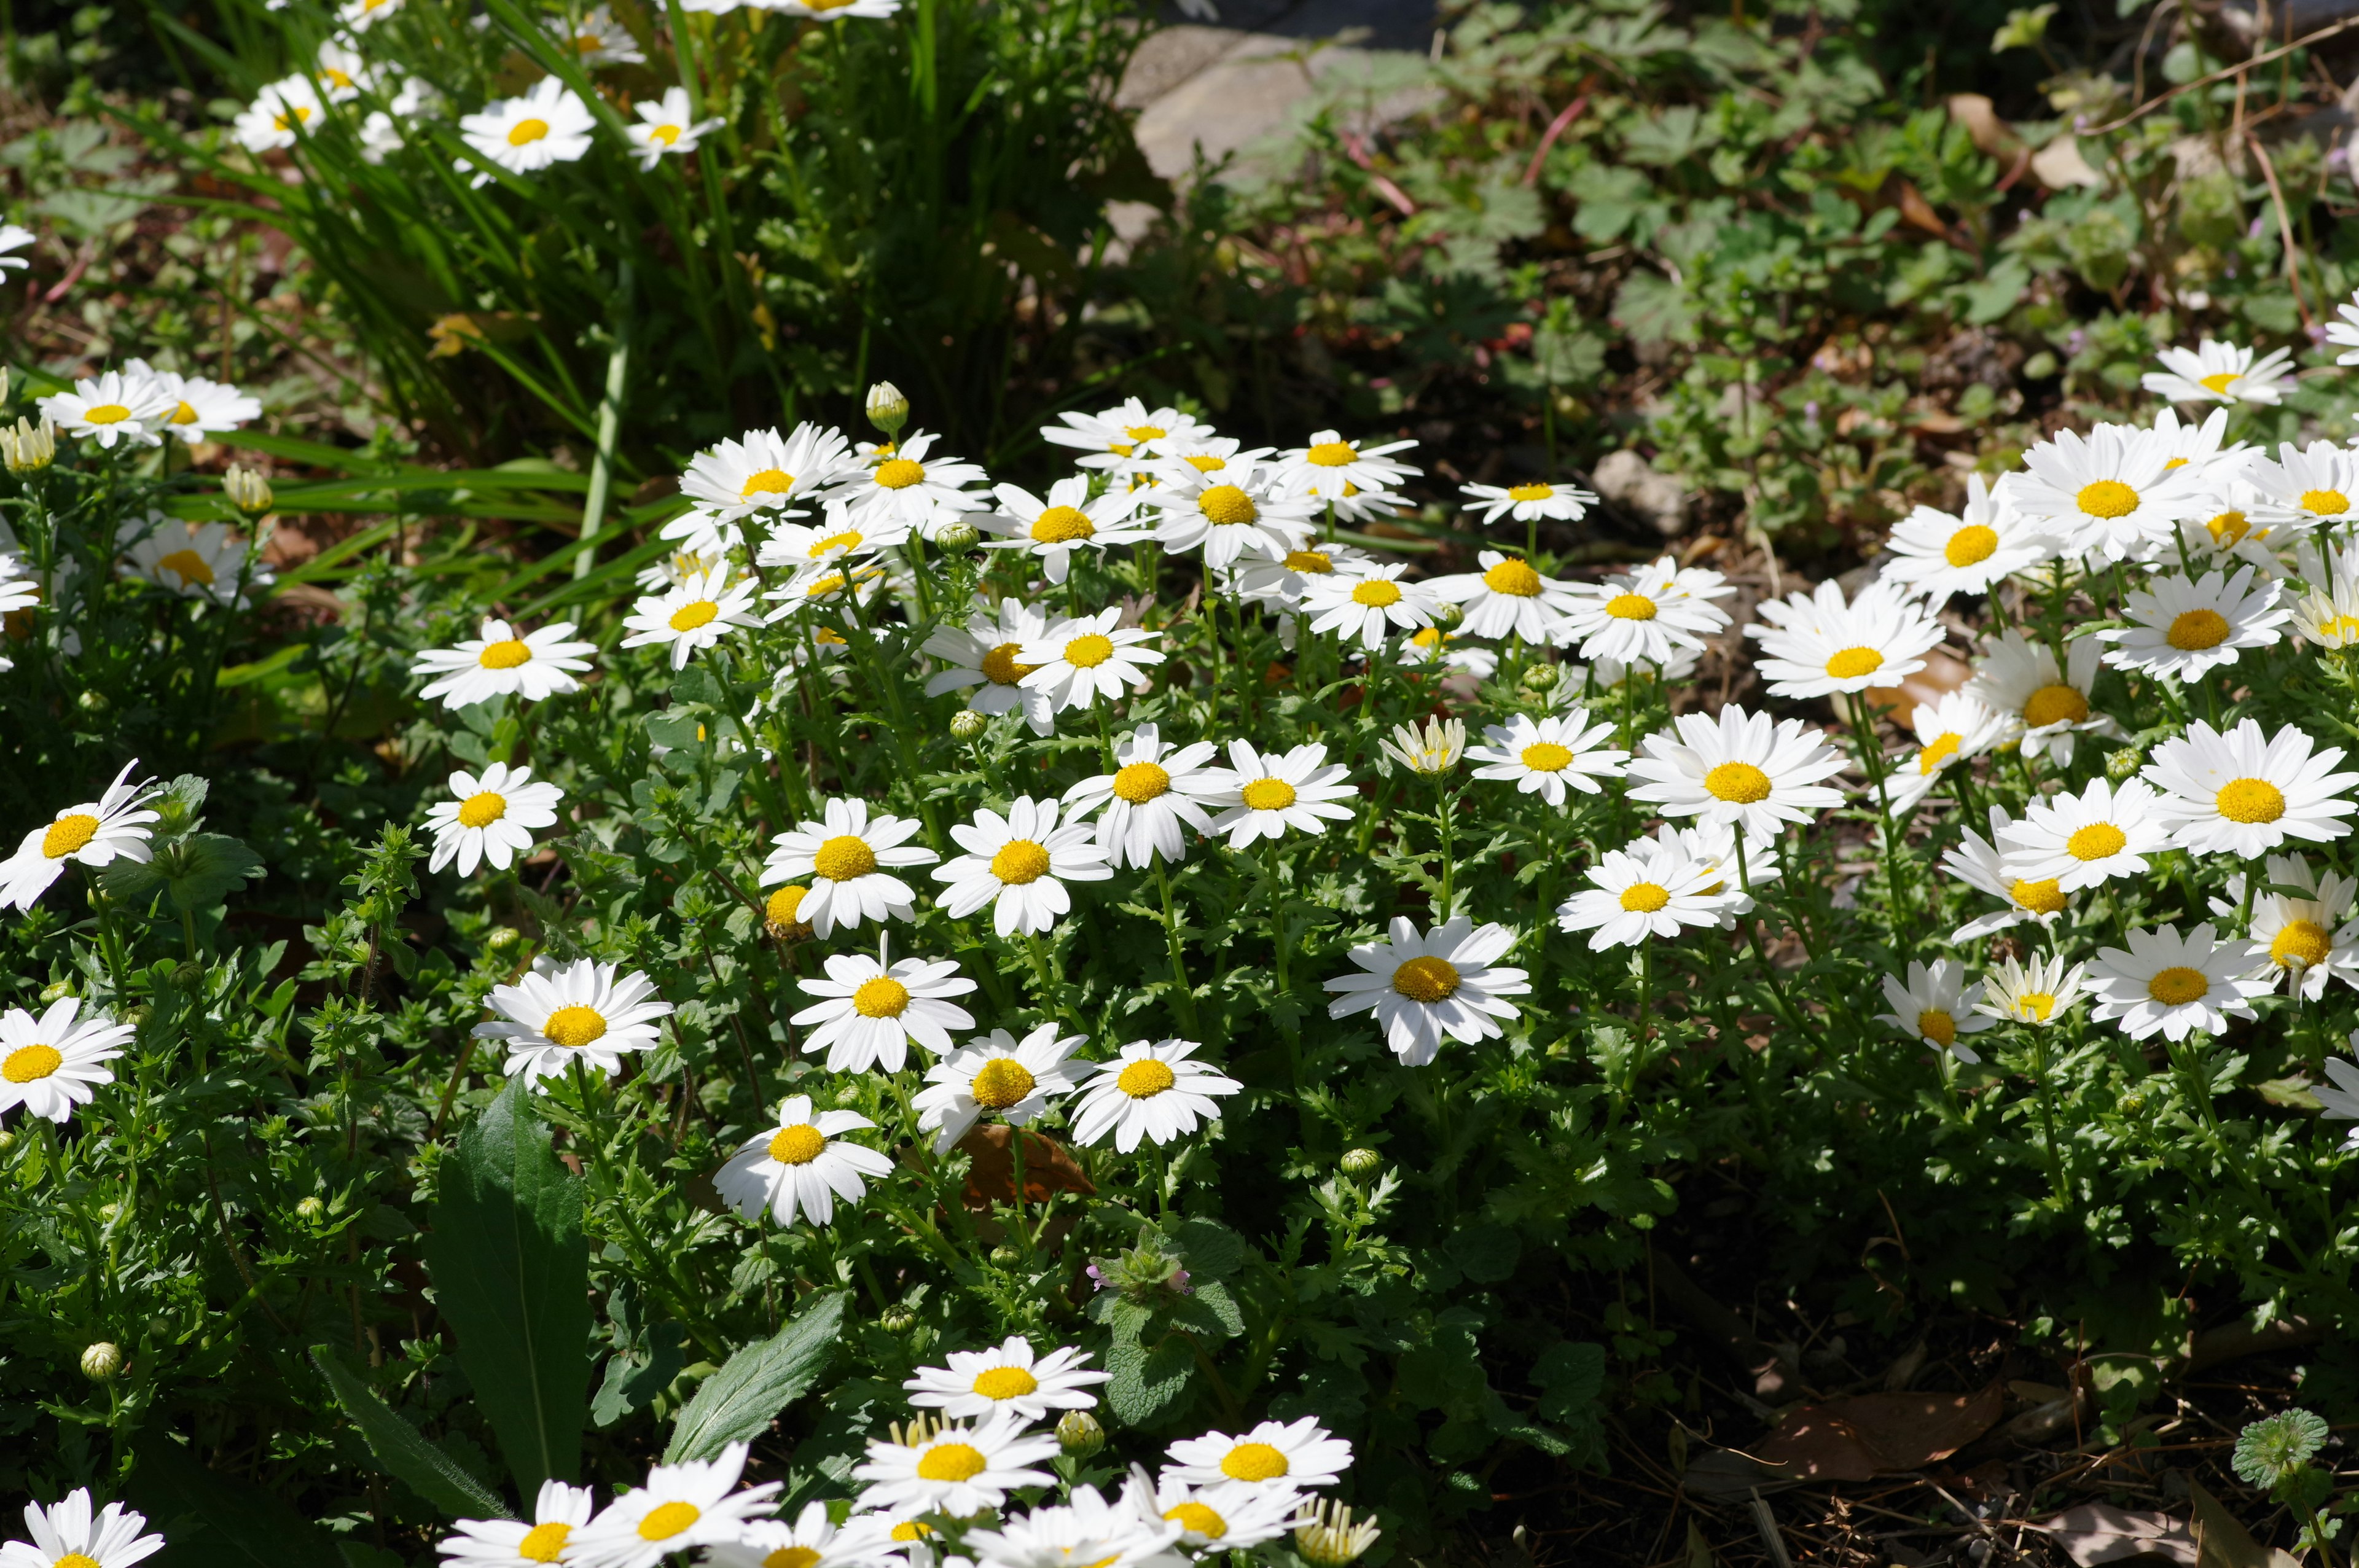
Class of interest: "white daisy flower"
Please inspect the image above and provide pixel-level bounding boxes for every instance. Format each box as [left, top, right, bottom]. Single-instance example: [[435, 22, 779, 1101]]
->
[[1204, 739, 1355, 849], [961, 1484, 1182, 1568], [2242, 439, 2359, 536], [1229, 542, 1371, 614], [1939, 805, 2072, 941], [913, 1024, 1084, 1154], [1746, 578, 1946, 701], [0, 759, 158, 913], [1423, 550, 1581, 643], [756, 501, 907, 573], [119, 517, 271, 604], [981, 477, 1148, 585], [2151, 404, 2247, 480], [2226, 854, 2359, 999], [683, 424, 857, 521], [338, 0, 404, 29], [767, 0, 899, 14], [1625, 706, 1848, 840], [762, 558, 893, 625], [232, 74, 326, 153], [308, 40, 375, 101], [1, 1489, 165, 1568], [1877, 474, 2057, 606], [458, 77, 595, 188], [472, 959, 673, 1083], [413, 617, 597, 709], [2293, 574, 2359, 649], [1068, 1038, 1242, 1151], [1961, 629, 2118, 764], [2142, 717, 2358, 857], [1041, 398, 1217, 473], [424, 763, 563, 876], [1142, 435, 1277, 494], [1061, 723, 1228, 869], [2142, 340, 2294, 406], [123, 358, 262, 443], [1973, 952, 2088, 1028], [1882, 691, 2008, 815], [1459, 478, 1597, 526], [1555, 838, 1734, 951], [1874, 960, 1993, 1065], [2330, 287, 2359, 365], [1998, 776, 2169, 892], [2087, 923, 2274, 1042], [1377, 714, 1466, 777], [37, 370, 171, 448], [2097, 566, 2288, 680], [1124, 1470, 1309, 1553], [1016, 607, 1165, 714], [1549, 554, 1734, 665], [1298, 563, 1438, 648], [2312, 1056, 2359, 1149], [906, 1338, 1111, 1422], [1994, 422, 2194, 561], [712, 1095, 893, 1228], [0, 223, 35, 275], [1467, 709, 1628, 808], [791, 952, 976, 1073], [761, 797, 939, 938], [698, 1502, 867, 1568], [439, 1481, 597, 1568], [0, 997, 133, 1125], [1142, 466, 1321, 570], [1321, 916, 1529, 1064], [923, 597, 1058, 735], [1654, 817, 1780, 922], [1273, 429, 1420, 501], [1162, 1418, 1352, 1492], [932, 795, 1111, 938], [572, 1443, 780, 1568], [835, 430, 987, 537], [624, 86, 722, 168], [620, 567, 763, 670], [553, 4, 646, 65], [1396, 625, 1499, 680], [850, 1408, 1059, 1518]]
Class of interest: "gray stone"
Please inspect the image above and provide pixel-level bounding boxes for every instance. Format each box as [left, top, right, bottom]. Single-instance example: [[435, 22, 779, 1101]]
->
[[1590, 449, 1688, 538]]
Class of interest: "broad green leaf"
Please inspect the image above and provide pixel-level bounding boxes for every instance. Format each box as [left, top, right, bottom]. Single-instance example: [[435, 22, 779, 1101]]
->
[[1105, 1332, 1195, 1429], [664, 1291, 847, 1462], [310, 1344, 511, 1519], [127, 1441, 341, 1568], [426, 1077, 592, 1492]]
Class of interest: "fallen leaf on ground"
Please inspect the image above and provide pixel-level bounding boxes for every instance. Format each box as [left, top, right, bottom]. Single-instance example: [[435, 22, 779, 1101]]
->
[[2189, 1480, 2301, 1568], [2030, 1505, 2197, 1567], [955, 1125, 1096, 1207], [1750, 1384, 2003, 1481]]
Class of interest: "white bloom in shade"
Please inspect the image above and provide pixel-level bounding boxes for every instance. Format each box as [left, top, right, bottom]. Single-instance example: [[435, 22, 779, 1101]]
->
[[1995, 423, 2194, 561], [767, 0, 900, 15], [1396, 625, 1500, 680], [425, 763, 563, 876], [852, 1409, 1060, 1518], [1300, 563, 1438, 648], [712, 1096, 892, 1228], [1041, 398, 1218, 472], [982, 477, 1148, 584], [2243, 439, 2359, 536], [1274, 430, 1420, 500], [1875, 961, 1993, 1065], [1144, 435, 1278, 494], [1746, 578, 1946, 701], [2098, 566, 2288, 679], [2142, 718, 2358, 857], [0, 223, 34, 274], [458, 77, 596, 189], [1468, 709, 1628, 808], [1017, 607, 1165, 713], [1377, 714, 1466, 776], [1426, 550, 1581, 642], [620, 568, 763, 669], [2312, 1055, 2359, 1148], [1204, 739, 1355, 849], [1656, 817, 1780, 922], [699, 1502, 868, 1568], [1626, 706, 1848, 839], [1551, 555, 1734, 665], [1555, 838, 1734, 951], [120, 518, 270, 604], [791, 952, 976, 1073], [932, 795, 1111, 937], [1998, 776, 2169, 892], [2223, 854, 2359, 999], [1229, 541, 1370, 614], [2143, 340, 2294, 406], [1962, 629, 2118, 764], [1162, 1418, 1353, 1491], [0, 999, 133, 1125], [624, 87, 722, 168], [573, 1443, 780, 1568], [963, 1484, 1184, 1568], [906, 1338, 1111, 1422], [1883, 692, 2008, 815], [1143, 464, 1321, 569], [913, 1024, 1085, 1153], [338, 0, 404, 29], [924, 597, 1058, 735], [554, 5, 646, 65], [1941, 806, 2073, 940], [232, 74, 326, 152], [1069, 1038, 1242, 1151], [757, 501, 907, 572], [0, 759, 158, 913], [2087, 924, 2273, 1042], [439, 1480, 596, 1568], [2330, 289, 2359, 365], [2293, 574, 2359, 650], [473, 959, 673, 1083], [1878, 474, 2057, 606], [761, 797, 939, 938], [2162, 499, 2287, 582], [1323, 916, 1529, 1064], [1973, 952, 2088, 1028], [414, 617, 597, 709], [1460, 478, 1596, 526], [684, 423, 857, 521], [1123, 1469, 1309, 1553], [837, 431, 987, 537], [1, 1489, 165, 1568], [38, 370, 171, 448], [124, 358, 262, 443], [1062, 723, 1228, 869]]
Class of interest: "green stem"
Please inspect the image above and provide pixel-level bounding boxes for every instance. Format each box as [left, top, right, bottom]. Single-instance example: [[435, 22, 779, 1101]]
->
[[1152, 858, 1199, 1036]]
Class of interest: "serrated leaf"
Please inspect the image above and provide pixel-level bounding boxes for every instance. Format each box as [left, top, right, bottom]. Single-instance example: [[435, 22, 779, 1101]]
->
[[311, 1344, 510, 1519], [665, 1291, 845, 1462], [1167, 1217, 1245, 1279], [1105, 1331, 1196, 1429]]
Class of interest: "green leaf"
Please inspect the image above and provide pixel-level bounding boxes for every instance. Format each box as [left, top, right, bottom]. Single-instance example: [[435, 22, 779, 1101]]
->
[[310, 1343, 511, 1519], [102, 833, 265, 915], [126, 1441, 342, 1568], [665, 1291, 847, 1462], [1105, 1331, 1197, 1429], [1446, 1223, 1521, 1284], [425, 1077, 592, 1493]]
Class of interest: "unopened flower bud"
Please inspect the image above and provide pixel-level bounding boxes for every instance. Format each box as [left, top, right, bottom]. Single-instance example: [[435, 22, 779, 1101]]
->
[[878, 1305, 918, 1333], [1431, 599, 1463, 630], [486, 926, 523, 953], [1519, 662, 1561, 693], [949, 709, 987, 741], [1, 416, 56, 474], [1340, 1147, 1382, 1179], [2104, 746, 2145, 782], [1055, 1410, 1106, 1458], [988, 1244, 1022, 1267], [81, 1342, 123, 1381], [295, 1196, 325, 1222], [223, 464, 274, 515], [0, 1129, 15, 1153], [77, 688, 108, 714], [39, 980, 73, 1004], [764, 885, 813, 940], [933, 520, 979, 551], [97, 1202, 120, 1222], [866, 381, 910, 439]]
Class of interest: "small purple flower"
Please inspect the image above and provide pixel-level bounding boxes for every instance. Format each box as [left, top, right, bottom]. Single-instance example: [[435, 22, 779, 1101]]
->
[[2065, 329, 2086, 354], [2330, 144, 2348, 168], [1170, 1269, 1193, 1296], [1086, 1263, 1109, 1290], [2250, 215, 2268, 238], [1802, 399, 1820, 421]]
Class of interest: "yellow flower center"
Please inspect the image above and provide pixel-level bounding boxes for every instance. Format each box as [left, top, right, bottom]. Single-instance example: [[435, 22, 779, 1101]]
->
[[2, 1044, 61, 1083], [1117, 1058, 1177, 1098], [507, 117, 550, 147], [2302, 488, 2350, 516], [2216, 778, 2286, 823], [1603, 591, 1657, 620], [1704, 762, 1772, 803], [810, 529, 863, 558], [741, 467, 794, 497], [82, 404, 131, 425], [171, 400, 200, 424], [813, 835, 878, 881], [990, 840, 1052, 884], [2273, 920, 2333, 969], [2075, 479, 2138, 519], [457, 791, 507, 829], [1113, 762, 1171, 803], [2021, 683, 2088, 728], [2165, 609, 2228, 650], [1507, 483, 1554, 502], [517, 1523, 571, 1563], [669, 599, 720, 633], [2146, 966, 2208, 1006], [1285, 550, 1333, 573], [917, 1442, 988, 1481], [1917, 1008, 1955, 1047], [1185, 454, 1225, 472], [1391, 955, 1461, 1004], [649, 124, 682, 146], [157, 548, 217, 585], [1305, 440, 1357, 466], [542, 1005, 608, 1050], [2065, 823, 2127, 861], [2199, 370, 2242, 395], [1240, 778, 1296, 811], [972, 1365, 1039, 1400], [969, 1058, 1036, 1109], [636, 1501, 700, 1541], [1484, 558, 1543, 596], [1825, 647, 1884, 680], [765, 885, 808, 932], [1351, 579, 1403, 607], [1125, 423, 1168, 442], [874, 458, 925, 490], [1619, 882, 1670, 913], [1943, 525, 1998, 568], [1031, 506, 1095, 544], [767, 1124, 826, 1164], [2016, 991, 2057, 1022], [2207, 510, 2251, 544], [853, 977, 911, 1018], [1199, 485, 1258, 525], [804, 572, 850, 599], [1220, 1443, 1291, 1481], [42, 814, 100, 859], [1520, 741, 1574, 773], [1166, 1502, 1228, 1539], [764, 1550, 822, 1568], [980, 643, 1038, 686], [1917, 733, 1963, 774], [890, 1523, 933, 1543], [2011, 878, 2067, 914], [1062, 633, 1116, 668], [478, 638, 533, 669]]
